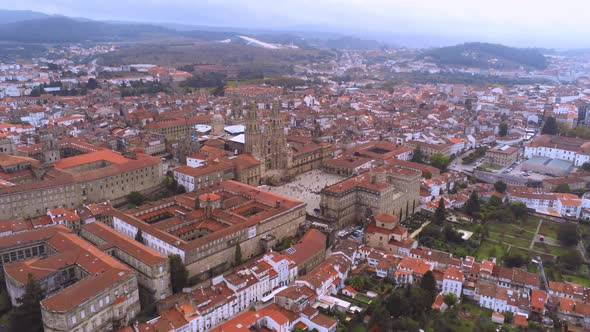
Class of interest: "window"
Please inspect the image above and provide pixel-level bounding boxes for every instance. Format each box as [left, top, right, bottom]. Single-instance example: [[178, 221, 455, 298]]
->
[[80, 310, 85, 319], [71, 315, 77, 325]]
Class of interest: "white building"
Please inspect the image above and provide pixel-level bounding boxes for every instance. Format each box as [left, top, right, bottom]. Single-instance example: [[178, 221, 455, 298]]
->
[[442, 266, 463, 299]]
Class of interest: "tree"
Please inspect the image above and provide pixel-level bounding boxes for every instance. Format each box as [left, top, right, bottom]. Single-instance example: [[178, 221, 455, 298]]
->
[[504, 311, 514, 324], [444, 225, 464, 243], [234, 243, 242, 266], [169, 254, 188, 293], [493, 180, 507, 194], [411, 146, 425, 163], [488, 195, 503, 207], [553, 183, 571, 193], [348, 275, 366, 291], [434, 198, 446, 225], [135, 229, 144, 244], [86, 77, 98, 90], [10, 274, 45, 332], [465, 191, 480, 216], [420, 270, 437, 304], [430, 152, 450, 172], [581, 162, 590, 172], [175, 184, 186, 194], [127, 191, 145, 206], [559, 249, 583, 271], [498, 122, 508, 137], [211, 84, 225, 96], [503, 252, 527, 268], [557, 223, 578, 247], [541, 116, 558, 135], [509, 202, 528, 220], [443, 293, 457, 306]]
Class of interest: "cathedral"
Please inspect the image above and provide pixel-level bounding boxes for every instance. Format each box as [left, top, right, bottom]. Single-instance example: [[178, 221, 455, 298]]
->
[[245, 100, 289, 183], [244, 99, 333, 184]]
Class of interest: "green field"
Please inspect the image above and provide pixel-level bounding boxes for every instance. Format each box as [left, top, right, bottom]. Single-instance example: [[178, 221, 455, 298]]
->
[[351, 324, 367, 332], [354, 294, 373, 305], [488, 232, 532, 248], [489, 232, 531, 248], [486, 220, 537, 238], [538, 221, 560, 239], [562, 275, 590, 287], [533, 242, 568, 257], [476, 240, 508, 261]]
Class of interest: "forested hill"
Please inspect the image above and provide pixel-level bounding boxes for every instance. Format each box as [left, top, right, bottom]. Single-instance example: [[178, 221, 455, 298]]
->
[[421, 42, 548, 69], [0, 17, 177, 43]]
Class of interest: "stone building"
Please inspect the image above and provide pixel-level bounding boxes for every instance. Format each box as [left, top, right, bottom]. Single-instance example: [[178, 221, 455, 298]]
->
[[144, 114, 212, 142], [485, 145, 520, 167], [0, 147, 163, 219], [80, 221, 172, 303], [244, 101, 332, 184], [319, 165, 421, 228], [364, 214, 415, 255], [108, 180, 307, 281], [173, 153, 261, 190], [282, 228, 327, 276], [405, 140, 454, 158], [0, 225, 140, 332]]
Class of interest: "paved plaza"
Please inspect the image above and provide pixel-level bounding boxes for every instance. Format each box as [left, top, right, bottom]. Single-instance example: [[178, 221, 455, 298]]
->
[[265, 169, 345, 213]]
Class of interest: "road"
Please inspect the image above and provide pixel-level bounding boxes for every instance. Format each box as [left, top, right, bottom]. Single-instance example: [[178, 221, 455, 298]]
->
[[448, 149, 479, 173]]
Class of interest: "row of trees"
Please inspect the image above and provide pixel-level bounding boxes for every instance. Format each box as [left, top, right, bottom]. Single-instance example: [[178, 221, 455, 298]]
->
[[29, 78, 100, 97], [542, 115, 590, 140]]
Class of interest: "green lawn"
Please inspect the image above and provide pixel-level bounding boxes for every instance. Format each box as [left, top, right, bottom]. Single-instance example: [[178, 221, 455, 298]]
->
[[562, 275, 590, 287], [354, 294, 373, 305], [486, 221, 536, 239], [488, 232, 532, 248], [476, 240, 508, 261], [539, 221, 560, 239], [533, 242, 569, 257], [509, 246, 531, 257], [520, 218, 541, 233], [351, 323, 367, 332], [579, 223, 590, 237]]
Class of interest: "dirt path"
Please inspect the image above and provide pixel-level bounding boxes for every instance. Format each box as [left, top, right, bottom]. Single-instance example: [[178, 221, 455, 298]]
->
[[410, 221, 431, 239], [530, 219, 543, 250], [486, 237, 556, 259]]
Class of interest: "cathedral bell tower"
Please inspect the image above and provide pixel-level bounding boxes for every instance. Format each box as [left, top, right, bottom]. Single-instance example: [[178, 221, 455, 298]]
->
[[268, 99, 288, 171]]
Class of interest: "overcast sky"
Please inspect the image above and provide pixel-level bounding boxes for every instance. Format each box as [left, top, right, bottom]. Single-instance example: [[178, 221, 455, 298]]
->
[[3, 0, 590, 48]]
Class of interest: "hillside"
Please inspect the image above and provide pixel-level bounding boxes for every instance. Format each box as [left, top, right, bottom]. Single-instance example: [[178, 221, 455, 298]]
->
[[421, 42, 548, 69], [0, 17, 179, 43], [0, 9, 49, 24]]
